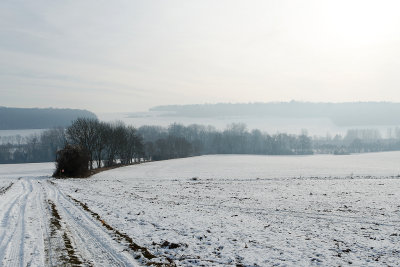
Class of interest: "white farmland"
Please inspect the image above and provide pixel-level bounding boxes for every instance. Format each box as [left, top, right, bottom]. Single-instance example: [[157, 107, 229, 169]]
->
[[1, 152, 400, 266]]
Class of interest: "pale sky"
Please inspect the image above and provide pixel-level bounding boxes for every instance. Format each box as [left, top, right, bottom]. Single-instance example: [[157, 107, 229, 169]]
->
[[1, 0, 400, 113]]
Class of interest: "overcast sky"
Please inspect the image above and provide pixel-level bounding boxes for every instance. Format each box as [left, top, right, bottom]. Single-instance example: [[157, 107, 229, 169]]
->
[[1, 0, 400, 113]]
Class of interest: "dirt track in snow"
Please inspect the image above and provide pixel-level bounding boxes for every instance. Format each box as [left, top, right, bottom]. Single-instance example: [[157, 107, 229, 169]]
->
[[0, 176, 172, 267]]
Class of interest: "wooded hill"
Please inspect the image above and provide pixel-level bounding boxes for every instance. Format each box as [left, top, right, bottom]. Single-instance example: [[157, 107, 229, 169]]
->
[[0, 107, 97, 130], [150, 102, 400, 126]]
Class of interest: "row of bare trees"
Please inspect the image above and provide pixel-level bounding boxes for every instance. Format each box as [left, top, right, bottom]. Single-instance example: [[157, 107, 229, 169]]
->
[[66, 118, 143, 169], [5, 119, 400, 165], [137, 122, 314, 159], [0, 128, 66, 163]]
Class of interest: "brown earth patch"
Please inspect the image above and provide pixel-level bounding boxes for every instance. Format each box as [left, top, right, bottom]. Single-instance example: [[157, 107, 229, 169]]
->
[[47, 200, 85, 266], [69, 196, 175, 266], [0, 182, 14, 195]]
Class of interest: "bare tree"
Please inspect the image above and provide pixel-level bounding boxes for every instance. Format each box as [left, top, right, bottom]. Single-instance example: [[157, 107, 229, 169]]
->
[[93, 121, 109, 168], [66, 118, 99, 169]]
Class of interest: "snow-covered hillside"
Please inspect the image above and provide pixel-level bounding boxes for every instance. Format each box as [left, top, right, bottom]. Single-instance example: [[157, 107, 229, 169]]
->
[[1, 153, 400, 266]]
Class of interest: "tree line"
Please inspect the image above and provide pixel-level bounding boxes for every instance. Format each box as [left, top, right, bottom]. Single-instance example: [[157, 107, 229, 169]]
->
[[2, 118, 400, 164], [0, 128, 66, 163], [138, 123, 313, 160], [66, 118, 143, 169], [313, 128, 400, 154], [0, 118, 144, 166]]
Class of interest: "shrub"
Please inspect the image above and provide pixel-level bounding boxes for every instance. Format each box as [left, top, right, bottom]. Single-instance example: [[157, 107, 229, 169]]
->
[[53, 145, 89, 178]]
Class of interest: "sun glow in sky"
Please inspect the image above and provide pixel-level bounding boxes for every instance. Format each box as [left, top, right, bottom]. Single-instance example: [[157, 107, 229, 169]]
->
[[1, 0, 400, 112]]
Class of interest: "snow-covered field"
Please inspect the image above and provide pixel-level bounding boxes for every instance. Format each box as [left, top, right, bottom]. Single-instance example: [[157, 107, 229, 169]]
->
[[1, 152, 400, 266], [0, 162, 54, 179]]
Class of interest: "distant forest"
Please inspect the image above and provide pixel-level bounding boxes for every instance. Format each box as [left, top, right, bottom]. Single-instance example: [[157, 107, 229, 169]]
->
[[0, 107, 97, 130], [2, 119, 400, 164], [150, 102, 400, 126]]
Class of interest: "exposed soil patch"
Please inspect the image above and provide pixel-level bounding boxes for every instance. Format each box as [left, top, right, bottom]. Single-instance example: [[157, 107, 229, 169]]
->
[[48, 201, 62, 234], [152, 241, 186, 250], [0, 182, 14, 195], [47, 200, 84, 266], [161, 241, 182, 249], [55, 162, 143, 179], [69, 196, 175, 266], [86, 164, 136, 177]]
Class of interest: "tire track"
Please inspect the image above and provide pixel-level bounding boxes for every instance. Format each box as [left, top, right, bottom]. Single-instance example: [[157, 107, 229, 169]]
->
[[1, 176, 174, 266], [47, 199, 85, 266], [0, 178, 31, 267], [44, 180, 141, 266], [34, 180, 52, 267], [69, 196, 176, 267]]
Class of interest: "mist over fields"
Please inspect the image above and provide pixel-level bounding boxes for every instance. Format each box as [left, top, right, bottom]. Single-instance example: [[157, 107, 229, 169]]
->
[[2, 0, 400, 265], [3, 102, 400, 135], [98, 102, 400, 137], [3, 102, 400, 165], [149, 102, 400, 126]]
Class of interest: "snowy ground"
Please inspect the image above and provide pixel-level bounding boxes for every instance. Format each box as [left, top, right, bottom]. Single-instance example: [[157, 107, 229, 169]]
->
[[1, 153, 400, 266]]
